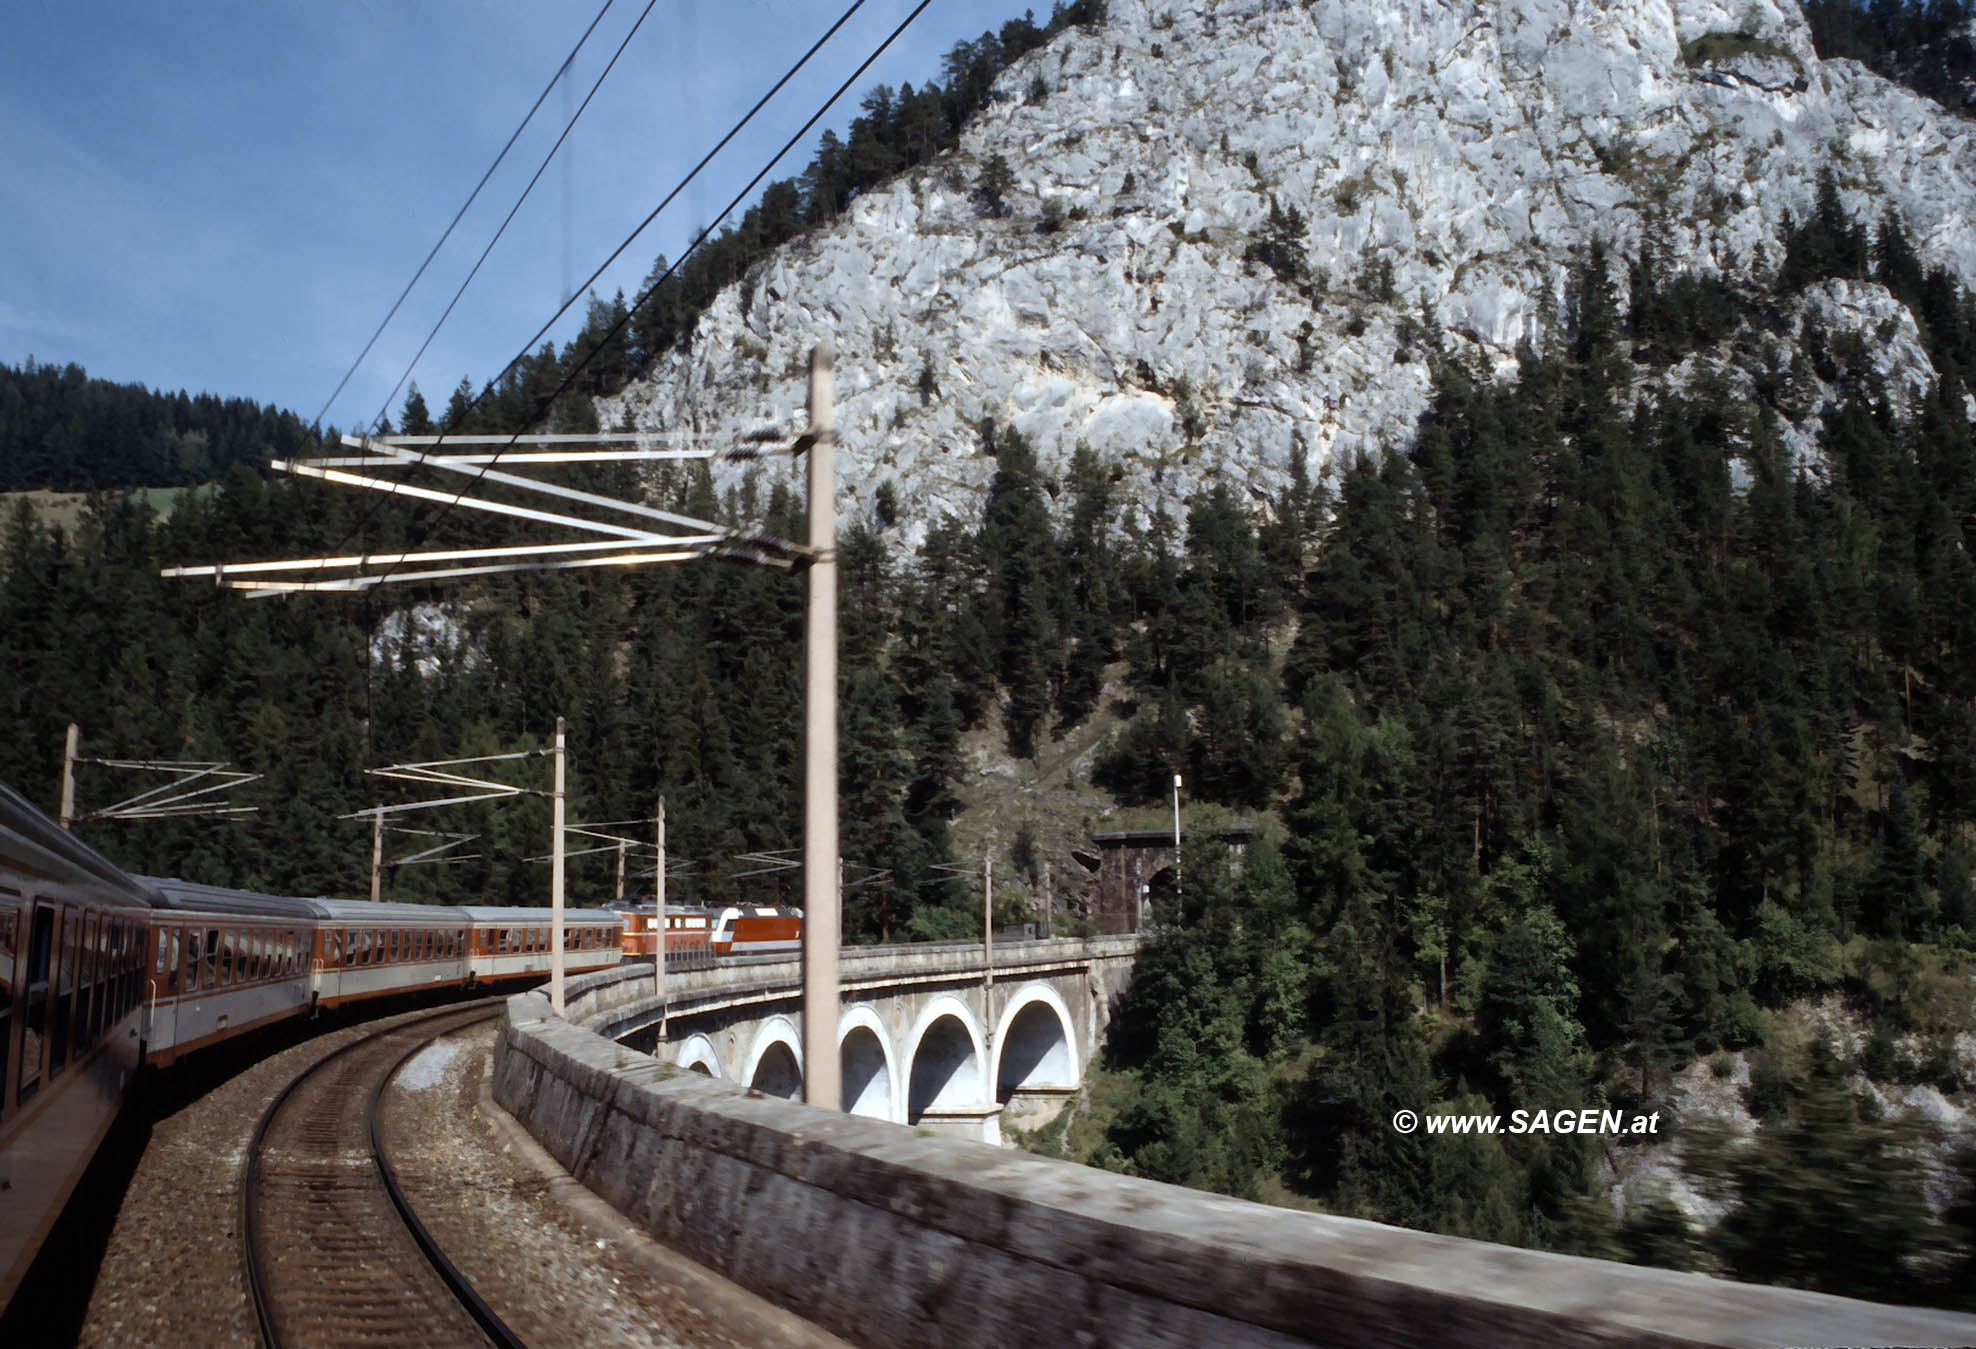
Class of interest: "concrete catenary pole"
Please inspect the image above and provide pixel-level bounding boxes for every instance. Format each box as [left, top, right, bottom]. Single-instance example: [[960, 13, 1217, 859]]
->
[[1172, 772, 1183, 920], [801, 341, 841, 1111], [58, 723, 80, 831], [369, 808, 384, 904], [551, 716, 567, 1016], [654, 796, 666, 1022], [984, 852, 994, 997]]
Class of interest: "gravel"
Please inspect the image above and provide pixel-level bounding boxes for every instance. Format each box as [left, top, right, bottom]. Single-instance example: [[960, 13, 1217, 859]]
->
[[70, 1001, 844, 1349]]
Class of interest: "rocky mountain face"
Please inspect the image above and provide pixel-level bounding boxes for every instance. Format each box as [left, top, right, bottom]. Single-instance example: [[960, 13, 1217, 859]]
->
[[600, 0, 1976, 539]]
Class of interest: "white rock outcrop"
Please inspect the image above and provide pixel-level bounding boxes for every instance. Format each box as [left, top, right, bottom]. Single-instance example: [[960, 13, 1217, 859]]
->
[[600, 0, 1976, 543]]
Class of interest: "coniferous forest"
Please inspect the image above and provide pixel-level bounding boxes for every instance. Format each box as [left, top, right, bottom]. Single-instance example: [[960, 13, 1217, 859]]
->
[[4, 0, 1976, 1305]]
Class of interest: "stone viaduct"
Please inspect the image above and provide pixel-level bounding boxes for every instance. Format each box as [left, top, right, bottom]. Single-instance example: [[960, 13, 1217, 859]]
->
[[567, 935, 1138, 1145], [495, 953, 1976, 1348]]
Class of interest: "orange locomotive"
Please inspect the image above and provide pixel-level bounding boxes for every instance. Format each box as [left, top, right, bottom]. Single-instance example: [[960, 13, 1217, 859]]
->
[[614, 899, 802, 964]]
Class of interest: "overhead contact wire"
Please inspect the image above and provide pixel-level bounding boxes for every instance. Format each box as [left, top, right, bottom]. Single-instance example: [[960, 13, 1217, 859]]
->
[[313, 0, 620, 435], [363, 0, 927, 591]]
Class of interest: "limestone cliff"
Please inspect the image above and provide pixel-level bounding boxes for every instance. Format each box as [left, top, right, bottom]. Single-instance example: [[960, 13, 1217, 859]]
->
[[600, 0, 1976, 537]]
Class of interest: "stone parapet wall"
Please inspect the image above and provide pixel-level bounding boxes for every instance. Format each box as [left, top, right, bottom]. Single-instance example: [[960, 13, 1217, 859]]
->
[[493, 990, 1976, 1348]]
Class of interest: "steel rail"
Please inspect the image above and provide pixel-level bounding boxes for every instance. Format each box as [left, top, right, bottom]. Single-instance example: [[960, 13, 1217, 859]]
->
[[240, 1001, 511, 1349], [370, 1013, 527, 1349]]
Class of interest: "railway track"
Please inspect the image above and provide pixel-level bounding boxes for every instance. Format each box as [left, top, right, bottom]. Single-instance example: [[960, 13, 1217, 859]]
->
[[242, 1001, 523, 1349]]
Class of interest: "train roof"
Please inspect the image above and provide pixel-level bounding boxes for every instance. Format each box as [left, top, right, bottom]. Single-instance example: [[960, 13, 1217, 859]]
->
[[447, 906, 622, 923], [0, 780, 160, 905], [607, 899, 722, 916], [139, 877, 331, 919], [132, 885, 629, 926]]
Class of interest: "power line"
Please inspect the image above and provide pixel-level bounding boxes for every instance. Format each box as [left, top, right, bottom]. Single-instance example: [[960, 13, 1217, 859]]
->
[[311, 0, 620, 434], [310, 0, 875, 597], [359, 0, 934, 593], [357, 0, 673, 441]]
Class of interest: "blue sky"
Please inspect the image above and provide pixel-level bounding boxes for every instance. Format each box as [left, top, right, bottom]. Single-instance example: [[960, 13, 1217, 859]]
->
[[1, 1, 1025, 434]]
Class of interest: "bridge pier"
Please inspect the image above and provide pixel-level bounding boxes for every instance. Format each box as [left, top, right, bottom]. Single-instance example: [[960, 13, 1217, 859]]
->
[[912, 1100, 1004, 1145]]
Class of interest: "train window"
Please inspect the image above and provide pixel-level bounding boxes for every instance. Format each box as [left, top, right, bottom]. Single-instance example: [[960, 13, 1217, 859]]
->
[[104, 919, 119, 1028], [115, 923, 130, 1019], [50, 907, 78, 1077], [102, 922, 120, 1025], [120, 923, 132, 1015], [184, 930, 201, 992], [73, 913, 97, 1053], [111, 921, 126, 1022], [124, 922, 139, 1015], [389, 929, 401, 963], [165, 929, 180, 994], [220, 930, 235, 986], [89, 921, 106, 1035], [0, 903, 15, 1122], [19, 903, 54, 1105], [88, 914, 108, 1045]]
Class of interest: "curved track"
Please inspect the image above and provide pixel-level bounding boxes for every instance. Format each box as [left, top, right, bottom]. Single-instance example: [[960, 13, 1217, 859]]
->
[[242, 1002, 522, 1349]]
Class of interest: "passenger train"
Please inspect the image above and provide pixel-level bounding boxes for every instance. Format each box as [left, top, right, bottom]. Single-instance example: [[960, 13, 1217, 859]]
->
[[0, 779, 629, 1312]]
